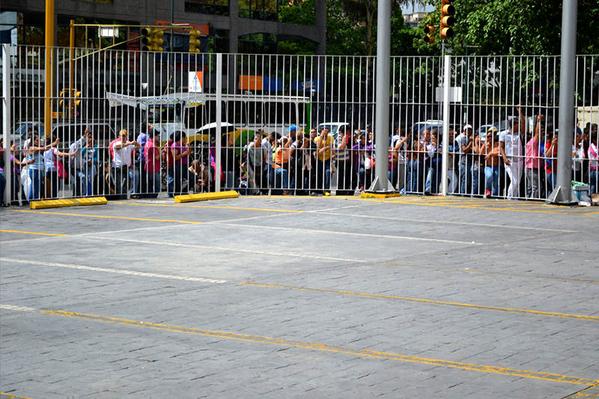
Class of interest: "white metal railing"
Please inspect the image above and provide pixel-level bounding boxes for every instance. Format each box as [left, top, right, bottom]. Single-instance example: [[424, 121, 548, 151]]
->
[[1, 44, 597, 204]]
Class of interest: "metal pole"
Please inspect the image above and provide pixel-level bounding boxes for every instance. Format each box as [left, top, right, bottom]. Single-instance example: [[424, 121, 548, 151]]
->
[[44, 0, 55, 136], [441, 54, 450, 196], [548, 0, 578, 204], [69, 19, 75, 119], [215, 53, 222, 192], [368, 0, 393, 193], [170, 0, 174, 50], [2, 44, 12, 205]]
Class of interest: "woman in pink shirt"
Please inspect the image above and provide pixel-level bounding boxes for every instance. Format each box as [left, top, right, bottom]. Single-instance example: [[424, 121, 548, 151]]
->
[[525, 115, 543, 198], [589, 132, 598, 194], [144, 132, 161, 196]]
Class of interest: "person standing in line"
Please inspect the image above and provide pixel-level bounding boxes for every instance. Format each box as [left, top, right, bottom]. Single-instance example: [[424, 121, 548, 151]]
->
[[43, 135, 71, 198], [69, 129, 91, 197], [247, 133, 267, 194], [392, 132, 408, 194], [143, 131, 161, 196], [136, 123, 151, 194], [483, 128, 501, 198], [23, 133, 58, 201], [455, 124, 474, 194], [0, 139, 6, 205], [336, 127, 353, 194], [111, 129, 140, 196], [588, 132, 598, 194], [169, 131, 190, 197], [445, 128, 458, 194], [273, 137, 291, 194], [424, 129, 441, 195], [262, 132, 276, 189], [545, 129, 559, 193], [80, 134, 98, 196], [525, 115, 544, 199], [471, 133, 485, 195], [500, 107, 526, 199], [314, 127, 334, 191]]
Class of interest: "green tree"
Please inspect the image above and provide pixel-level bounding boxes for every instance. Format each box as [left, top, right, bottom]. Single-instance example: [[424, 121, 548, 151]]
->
[[418, 0, 599, 55]]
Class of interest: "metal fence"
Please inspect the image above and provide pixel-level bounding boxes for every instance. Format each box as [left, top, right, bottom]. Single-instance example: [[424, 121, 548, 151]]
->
[[1, 44, 598, 204]]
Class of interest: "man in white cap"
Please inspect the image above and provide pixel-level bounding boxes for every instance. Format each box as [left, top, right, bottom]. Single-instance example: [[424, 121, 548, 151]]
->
[[455, 124, 474, 194]]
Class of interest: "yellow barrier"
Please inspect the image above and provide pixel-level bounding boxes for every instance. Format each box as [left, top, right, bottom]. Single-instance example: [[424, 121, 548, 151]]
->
[[360, 192, 401, 199], [30, 197, 108, 210], [174, 191, 239, 203]]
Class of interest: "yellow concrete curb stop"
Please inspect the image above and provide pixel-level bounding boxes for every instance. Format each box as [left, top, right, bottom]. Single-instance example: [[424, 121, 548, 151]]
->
[[174, 191, 239, 203], [360, 192, 401, 199], [30, 197, 108, 210]]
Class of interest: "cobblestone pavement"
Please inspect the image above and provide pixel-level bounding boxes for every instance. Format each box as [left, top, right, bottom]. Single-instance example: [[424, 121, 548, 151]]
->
[[1, 196, 598, 398]]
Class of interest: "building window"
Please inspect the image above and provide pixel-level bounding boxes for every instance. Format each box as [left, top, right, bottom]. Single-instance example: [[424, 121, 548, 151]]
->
[[185, 0, 230, 16], [238, 0, 279, 21]]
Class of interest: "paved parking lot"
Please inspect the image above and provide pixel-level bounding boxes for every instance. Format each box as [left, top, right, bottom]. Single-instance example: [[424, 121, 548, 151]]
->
[[1, 195, 598, 398]]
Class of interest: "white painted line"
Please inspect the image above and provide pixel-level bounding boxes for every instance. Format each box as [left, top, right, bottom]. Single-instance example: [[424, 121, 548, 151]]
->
[[215, 223, 480, 245], [0, 304, 36, 312], [76, 236, 367, 263], [318, 212, 577, 233], [0, 257, 228, 284]]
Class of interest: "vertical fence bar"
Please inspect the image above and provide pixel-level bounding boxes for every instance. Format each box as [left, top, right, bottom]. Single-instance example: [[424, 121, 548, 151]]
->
[[215, 52, 222, 192], [441, 55, 451, 196], [2, 44, 12, 205]]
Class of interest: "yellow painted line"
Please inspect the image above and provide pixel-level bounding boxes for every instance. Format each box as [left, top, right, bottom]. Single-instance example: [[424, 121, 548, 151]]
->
[[116, 201, 304, 214], [0, 229, 65, 237], [35, 308, 598, 386], [15, 210, 203, 225], [0, 392, 33, 399], [566, 384, 599, 398], [30, 196, 108, 209], [241, 282, 599, 322], [174, 190, 239, 203]]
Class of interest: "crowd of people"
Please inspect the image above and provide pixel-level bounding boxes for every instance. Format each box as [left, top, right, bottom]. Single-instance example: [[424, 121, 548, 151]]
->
[[1, 112, 597, 205]]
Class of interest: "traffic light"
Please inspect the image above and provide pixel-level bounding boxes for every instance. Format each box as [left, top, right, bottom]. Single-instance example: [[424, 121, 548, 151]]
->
[[141, 28, 164, 51], [440, 0, 455, 40], [424, 24, 435, 44], [189, 29, 201, 53], [59, 89, 81, 118]]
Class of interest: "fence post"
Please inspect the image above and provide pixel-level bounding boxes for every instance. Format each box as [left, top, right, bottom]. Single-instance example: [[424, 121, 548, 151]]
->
[[368, 0, 393, 193], [548, 0, 578, 204], [441, 54, 451, 196], [215, 52, 222, 193], [2, 44, 12, 205]]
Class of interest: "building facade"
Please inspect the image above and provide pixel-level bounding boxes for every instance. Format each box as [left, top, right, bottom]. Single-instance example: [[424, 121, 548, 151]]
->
[[0, 0, 327, 53]]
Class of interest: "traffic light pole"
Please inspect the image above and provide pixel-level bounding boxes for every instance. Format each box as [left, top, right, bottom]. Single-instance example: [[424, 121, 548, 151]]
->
[[2, 44, 12, 205], [548, 0, 578, 205], [368, 0, 394, 193]]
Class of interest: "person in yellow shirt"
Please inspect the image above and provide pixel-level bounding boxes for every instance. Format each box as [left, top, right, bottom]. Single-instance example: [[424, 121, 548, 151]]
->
[[314, 128, 334, 190], [273, 137, 291, 194]]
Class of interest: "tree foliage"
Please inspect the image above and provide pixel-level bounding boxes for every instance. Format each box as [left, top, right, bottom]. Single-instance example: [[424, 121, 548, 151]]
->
[[419, 0, 599, 55], [280, 0, 599, 56]]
